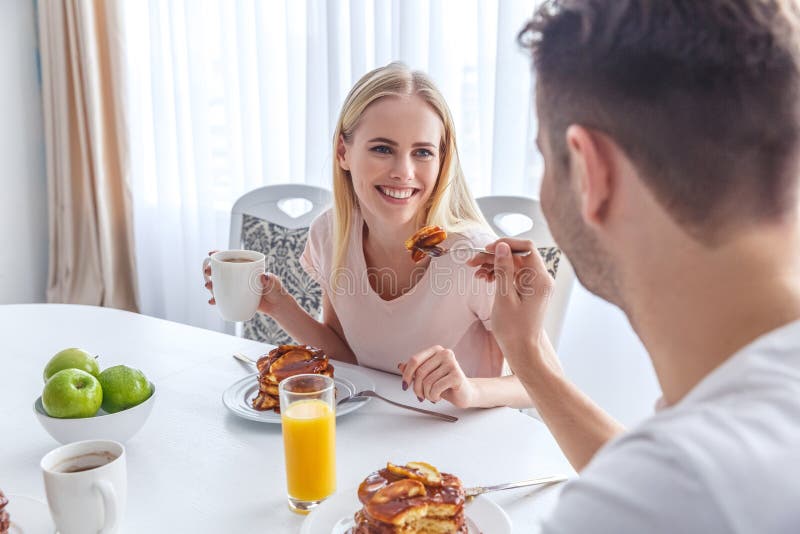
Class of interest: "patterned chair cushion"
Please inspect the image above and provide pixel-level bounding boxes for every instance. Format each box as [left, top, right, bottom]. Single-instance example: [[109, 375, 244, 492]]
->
[[240, 214, 323, 345], [538, 247, 561, 279]]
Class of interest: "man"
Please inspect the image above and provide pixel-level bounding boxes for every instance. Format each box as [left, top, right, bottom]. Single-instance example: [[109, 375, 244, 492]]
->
[[470, 1, 800, 532]]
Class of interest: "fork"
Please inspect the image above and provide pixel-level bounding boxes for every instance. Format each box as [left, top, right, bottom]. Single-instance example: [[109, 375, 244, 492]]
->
[[339, 390, 458, 423], [464, 474, 568, 498], [233, 352, 257, 366], [417, 245, 532, 258]]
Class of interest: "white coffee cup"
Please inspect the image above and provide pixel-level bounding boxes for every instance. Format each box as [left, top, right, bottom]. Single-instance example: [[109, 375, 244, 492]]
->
[[204, 249, 266, 322], [41, 439, 127, 534]]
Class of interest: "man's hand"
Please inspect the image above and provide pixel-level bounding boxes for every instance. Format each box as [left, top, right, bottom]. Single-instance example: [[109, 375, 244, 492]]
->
[[469, 239, 560, 372], [471, 240, 622, 471]]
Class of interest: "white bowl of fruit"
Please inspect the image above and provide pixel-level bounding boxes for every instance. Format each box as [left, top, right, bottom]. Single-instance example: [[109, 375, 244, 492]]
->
[[33, 348, 156, 445]]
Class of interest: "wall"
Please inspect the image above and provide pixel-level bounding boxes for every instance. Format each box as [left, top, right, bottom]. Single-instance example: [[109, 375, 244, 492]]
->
[[559, 285, 662, 428], [0, 0, 48, 304]]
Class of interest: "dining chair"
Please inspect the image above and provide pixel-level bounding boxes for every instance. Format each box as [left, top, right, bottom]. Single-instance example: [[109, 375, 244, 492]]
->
[[476, 195, 576, 351], [229, 184, 332, 344]]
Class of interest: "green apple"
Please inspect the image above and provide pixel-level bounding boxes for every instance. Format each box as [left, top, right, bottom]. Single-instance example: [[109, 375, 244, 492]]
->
[[42, 369, 103, 418], [98, 365, 153, 413], [43, 348, 99, 382]]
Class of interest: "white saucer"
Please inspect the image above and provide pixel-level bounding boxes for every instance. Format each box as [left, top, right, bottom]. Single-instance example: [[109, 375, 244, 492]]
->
[[300, 488, 511, 534], [5, 494, 55, 534]]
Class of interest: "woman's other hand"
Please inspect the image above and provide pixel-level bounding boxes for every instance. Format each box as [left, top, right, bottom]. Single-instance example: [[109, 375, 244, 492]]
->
[[399, 346, 478, 408]]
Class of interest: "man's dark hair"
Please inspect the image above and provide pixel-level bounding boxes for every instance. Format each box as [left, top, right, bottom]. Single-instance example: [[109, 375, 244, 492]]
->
[[521, 0, 800, 242]]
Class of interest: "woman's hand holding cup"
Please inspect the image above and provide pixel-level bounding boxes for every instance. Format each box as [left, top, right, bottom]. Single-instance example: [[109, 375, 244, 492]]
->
[[253, 272, 293, 316], [202, 250, 267, 322], [203, 250, 291, 320]]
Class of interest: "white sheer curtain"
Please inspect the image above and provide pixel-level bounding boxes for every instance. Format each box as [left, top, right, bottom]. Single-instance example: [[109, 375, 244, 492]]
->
[[119, 0, 542, 330]]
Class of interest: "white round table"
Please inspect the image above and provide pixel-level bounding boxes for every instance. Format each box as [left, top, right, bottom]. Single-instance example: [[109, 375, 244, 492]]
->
[[0, 304, 573, 532]]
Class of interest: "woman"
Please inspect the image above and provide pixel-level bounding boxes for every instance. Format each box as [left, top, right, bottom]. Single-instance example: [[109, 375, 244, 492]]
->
[[206, 62, 531, 409]]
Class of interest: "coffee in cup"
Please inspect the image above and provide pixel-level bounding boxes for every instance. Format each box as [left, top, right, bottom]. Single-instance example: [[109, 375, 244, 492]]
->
[[53, 450, 118, 473], [41, 439, 126, 534]]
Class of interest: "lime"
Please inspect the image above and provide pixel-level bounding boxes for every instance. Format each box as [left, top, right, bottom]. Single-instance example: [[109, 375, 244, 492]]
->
[[98, 365, 153, 413]]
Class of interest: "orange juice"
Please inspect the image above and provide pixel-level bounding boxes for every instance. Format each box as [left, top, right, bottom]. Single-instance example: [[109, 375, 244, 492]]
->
[[281, 399, 336, 503]]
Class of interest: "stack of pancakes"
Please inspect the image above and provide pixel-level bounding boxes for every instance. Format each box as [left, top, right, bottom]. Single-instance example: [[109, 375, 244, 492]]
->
[[353, 462, 466, 533], [0, 490, 9, 534], [252, 344, 334, 412], [405, 225, 447, 263]]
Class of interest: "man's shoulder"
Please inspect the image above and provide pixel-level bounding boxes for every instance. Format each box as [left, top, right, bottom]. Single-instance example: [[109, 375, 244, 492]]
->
[[541, 429, 717, 533]]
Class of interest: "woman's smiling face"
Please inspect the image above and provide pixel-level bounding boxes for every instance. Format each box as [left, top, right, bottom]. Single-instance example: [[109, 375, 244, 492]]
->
[[337, 95, 443, 228]]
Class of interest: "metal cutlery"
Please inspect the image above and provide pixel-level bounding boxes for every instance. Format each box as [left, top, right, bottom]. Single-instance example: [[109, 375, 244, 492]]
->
[[233, 352, 257, 366], [417, 245, 532, 259], [339, 390, 458, 423], [465, 474, 568, 498], [336, 393, 367, 406]]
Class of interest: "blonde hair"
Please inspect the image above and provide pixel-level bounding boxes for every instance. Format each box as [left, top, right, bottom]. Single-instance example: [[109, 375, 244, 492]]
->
[[331, 62, 489, 273]]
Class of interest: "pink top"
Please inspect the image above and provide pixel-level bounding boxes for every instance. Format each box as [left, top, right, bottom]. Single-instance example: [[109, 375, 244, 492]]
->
[[300, 209, 503, 377]]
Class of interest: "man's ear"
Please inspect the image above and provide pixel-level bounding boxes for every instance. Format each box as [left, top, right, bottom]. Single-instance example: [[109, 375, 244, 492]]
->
[[565, 125, 614, 227], [336, 135, 350, 171]]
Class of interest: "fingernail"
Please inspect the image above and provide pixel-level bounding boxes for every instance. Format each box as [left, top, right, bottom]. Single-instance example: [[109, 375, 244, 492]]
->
[[417, 396, 423, 402], [496, 243, 509, 257], [402, 381, 408, 391]]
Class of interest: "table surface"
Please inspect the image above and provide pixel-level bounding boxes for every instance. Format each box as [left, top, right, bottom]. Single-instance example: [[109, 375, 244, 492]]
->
[[0, 304, 574, 533]]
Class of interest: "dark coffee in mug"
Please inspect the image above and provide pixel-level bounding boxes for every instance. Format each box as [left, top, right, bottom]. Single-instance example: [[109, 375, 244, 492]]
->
[[221, 258, 253, 263], [55, 451, 118, 474], [62, 465, 101, 473]]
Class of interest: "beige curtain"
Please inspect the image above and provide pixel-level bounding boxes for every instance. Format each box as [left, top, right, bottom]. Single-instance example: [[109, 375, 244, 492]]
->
[[38, 0, 139, 312]]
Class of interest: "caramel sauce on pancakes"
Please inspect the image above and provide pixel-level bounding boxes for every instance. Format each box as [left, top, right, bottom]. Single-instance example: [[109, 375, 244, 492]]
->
[[0, 489, 9, 533], [353, 462, 466, 533], [252, 345, 334, 412]]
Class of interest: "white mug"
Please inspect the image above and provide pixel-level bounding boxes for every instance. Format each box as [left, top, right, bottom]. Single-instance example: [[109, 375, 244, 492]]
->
[[41, 439, 127, 534], [204, 249, 266, 322]]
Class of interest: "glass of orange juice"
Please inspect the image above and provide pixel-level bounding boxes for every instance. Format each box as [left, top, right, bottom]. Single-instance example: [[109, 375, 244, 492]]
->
[[279, 373, 336, 514]]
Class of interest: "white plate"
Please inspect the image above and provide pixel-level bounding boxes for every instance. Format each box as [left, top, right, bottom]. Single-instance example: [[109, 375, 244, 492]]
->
[[5, 494, 55, 534], [300, 489, 511, 534], [222, 366, 376, 423]]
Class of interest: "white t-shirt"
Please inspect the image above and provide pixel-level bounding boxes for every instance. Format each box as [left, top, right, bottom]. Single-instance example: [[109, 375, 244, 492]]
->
[[542, 319, 800, 534]]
